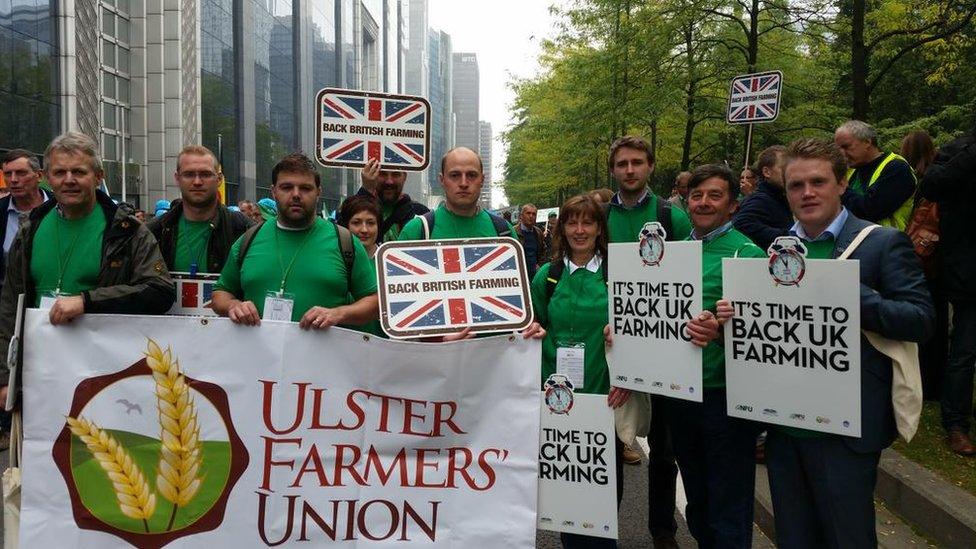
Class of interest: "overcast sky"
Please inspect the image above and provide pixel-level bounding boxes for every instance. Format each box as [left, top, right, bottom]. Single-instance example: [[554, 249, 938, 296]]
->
[[427, 0, 562, 208]]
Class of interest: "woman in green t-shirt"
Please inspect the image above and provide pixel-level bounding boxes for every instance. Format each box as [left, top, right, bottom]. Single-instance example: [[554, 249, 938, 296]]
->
[[339, 196, 382, 336], [530, 195, 628, 549]]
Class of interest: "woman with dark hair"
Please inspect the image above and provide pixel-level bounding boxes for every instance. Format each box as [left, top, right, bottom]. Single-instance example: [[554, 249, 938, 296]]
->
[[530, 194, 628, 549], [901, 130, 937, 176], [901, 130, 948, 403], [338, 196, 382, 259], [338, 196, 383, 336], [739, 166, 758, 196]]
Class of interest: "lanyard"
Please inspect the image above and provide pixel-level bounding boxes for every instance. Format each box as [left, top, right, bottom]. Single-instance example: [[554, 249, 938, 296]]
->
[[179, 217, 212, 272], [53, 215, 84, 294], [274, 222, 316, 293]]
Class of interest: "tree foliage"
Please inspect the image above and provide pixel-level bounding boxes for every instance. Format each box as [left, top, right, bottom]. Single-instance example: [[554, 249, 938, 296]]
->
[[502, 0, 976, 207]]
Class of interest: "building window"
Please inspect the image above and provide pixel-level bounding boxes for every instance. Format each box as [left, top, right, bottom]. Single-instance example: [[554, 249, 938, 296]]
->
[[100, 1, 131, 162]]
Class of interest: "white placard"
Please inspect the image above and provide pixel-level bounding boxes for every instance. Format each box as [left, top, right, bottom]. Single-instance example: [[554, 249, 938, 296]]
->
[[607, 240, 703, 401], [537, 393, 617, 539], [723, 258, 861, 436], [20, 312, 540, 547]]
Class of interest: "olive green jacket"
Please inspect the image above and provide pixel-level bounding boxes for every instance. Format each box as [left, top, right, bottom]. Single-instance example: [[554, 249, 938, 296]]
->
[[0, 190, 175, 385]]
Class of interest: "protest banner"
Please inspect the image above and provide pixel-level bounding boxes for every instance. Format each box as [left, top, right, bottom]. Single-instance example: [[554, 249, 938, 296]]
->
[[20, 312, 540, 547], [166, 272, 219, 316], [723, 250, 861, 436], [316, 87, 431, 171], [376, 237, 533, 338], [607, 223, 703, 401], [537, 377, 617, 539]]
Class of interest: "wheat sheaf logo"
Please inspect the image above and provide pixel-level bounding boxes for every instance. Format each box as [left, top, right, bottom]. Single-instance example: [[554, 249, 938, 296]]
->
[[53, 340, 248, 548]]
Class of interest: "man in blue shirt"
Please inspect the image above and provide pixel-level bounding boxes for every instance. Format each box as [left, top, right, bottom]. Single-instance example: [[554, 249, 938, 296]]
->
[[516, 203, 545, 279]]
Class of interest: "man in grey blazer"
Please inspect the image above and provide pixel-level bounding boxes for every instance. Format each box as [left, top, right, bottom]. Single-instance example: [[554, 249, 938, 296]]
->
[[764, 138, 933, 548]]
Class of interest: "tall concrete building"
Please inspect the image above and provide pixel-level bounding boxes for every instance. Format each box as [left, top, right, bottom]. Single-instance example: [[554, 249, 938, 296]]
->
[[452, 52, 479, 154], [478, 121, 492, 207], [403, 0, 429, 202], [0, 1, 405, 212]]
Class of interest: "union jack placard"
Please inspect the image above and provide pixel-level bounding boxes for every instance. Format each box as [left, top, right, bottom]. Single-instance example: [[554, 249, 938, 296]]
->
[[376, 238, 534, 338], [726, 71, 783, 125], [316, 87, 431, 171], [166, 272, 219, 317]]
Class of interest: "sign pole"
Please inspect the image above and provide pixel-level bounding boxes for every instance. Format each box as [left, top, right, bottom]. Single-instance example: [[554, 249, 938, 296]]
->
[[744, 123, 755, 168]]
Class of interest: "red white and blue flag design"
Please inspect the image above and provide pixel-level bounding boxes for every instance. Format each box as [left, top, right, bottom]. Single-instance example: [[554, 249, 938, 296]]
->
[[316, 87, 431, 171], [166, 273, 219, 317], [377, 238, 534, 338], [726, 71, 783, 124]]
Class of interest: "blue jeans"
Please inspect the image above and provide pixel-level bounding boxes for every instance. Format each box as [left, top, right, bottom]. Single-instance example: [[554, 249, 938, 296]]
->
[[666, 389, 759, 549], [941, 300, 976, 432]]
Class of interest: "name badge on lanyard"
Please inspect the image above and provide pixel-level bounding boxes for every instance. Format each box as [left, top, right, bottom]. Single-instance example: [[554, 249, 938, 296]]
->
[[556, 342, 585, 388], [263, 291, 295, 321]]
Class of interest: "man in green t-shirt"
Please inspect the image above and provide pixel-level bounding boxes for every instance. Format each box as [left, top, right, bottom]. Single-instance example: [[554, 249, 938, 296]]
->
[[665, 163, 765, 547], [0, 131, 175, 403], [604, 135, 686, 544], [398, 147, 544, 341], [147, 145, 252, 274], [212, 153, 378, 329]]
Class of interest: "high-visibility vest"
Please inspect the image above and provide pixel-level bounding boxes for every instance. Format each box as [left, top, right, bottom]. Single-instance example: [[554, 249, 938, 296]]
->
[[846, 152, 916, 231]]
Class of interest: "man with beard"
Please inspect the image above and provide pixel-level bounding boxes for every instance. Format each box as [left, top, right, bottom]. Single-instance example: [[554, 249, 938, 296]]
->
[[212, 153, 377, 328], [338, 158, 429, 243], [148, 145, 252, 274]]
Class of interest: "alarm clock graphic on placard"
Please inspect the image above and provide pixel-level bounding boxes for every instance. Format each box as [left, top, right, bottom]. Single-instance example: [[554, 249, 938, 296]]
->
[[638, 222, 667, 266], [767, 236, 808, 286], [544, 373, 575, 414]]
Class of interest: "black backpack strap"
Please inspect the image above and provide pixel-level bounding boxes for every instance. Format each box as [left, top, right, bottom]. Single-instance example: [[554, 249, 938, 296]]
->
[[419, 210, 436, 239], [545, 259, 565, 300], [488, 212, 512, 237], [332, 221, 356, 288], [235, 221, 265, 265], [656, 198, 674, 241]]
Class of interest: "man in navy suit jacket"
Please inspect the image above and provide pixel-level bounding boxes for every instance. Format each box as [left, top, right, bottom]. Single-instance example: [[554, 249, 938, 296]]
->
[[764, 138, 933, 548]]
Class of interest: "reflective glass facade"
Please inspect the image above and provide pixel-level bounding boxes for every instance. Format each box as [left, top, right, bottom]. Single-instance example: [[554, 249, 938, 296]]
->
[[201, 0, 239, 201], [253, 0, 295, 198], [0, 0, 59, 153]]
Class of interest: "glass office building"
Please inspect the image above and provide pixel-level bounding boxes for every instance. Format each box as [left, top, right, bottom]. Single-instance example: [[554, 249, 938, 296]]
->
[[0, 0, 60, 154], [2, 1, 404, 212]]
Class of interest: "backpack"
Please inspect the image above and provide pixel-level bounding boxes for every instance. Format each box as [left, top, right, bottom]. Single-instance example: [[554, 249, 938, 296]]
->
[[236, 219, 355, 287], [905, 198, 940, 277], [545, 257, 609, 299], [418, 210, 512, 239]]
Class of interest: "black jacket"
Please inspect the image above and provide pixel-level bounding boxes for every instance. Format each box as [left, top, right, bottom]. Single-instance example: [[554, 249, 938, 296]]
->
[[337, 186, 429, 243], [0, 191, 176, 383], [732, 179, 793, 251], [920, 135, 976, 300], [147, 199, 252, 273], [0, 189, 50, 286]]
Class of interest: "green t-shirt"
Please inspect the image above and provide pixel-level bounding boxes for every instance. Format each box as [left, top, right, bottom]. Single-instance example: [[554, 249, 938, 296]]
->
[[698, 226, 766, 388], [31, 207, 107, 306], [531, 261, 611, 395], [173, 217, 213, 272], [779, 235, 835, 438], [352, 255, 385, 337], [398, 206, 510, 240], [215, 218, 377, 322], [381, 203, 400, 242], [607, 192, 692, 243]]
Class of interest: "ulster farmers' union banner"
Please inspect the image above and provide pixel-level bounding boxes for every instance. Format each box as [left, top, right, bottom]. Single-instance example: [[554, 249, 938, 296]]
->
[[19, 312, 541, 547]]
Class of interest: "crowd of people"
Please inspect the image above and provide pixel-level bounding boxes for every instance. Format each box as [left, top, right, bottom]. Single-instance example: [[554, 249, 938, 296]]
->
[[0, 115, 972, 548]]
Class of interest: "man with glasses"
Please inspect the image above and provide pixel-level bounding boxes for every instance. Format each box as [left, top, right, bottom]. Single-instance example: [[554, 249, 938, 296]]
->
[[148, 145, 252, 274]]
